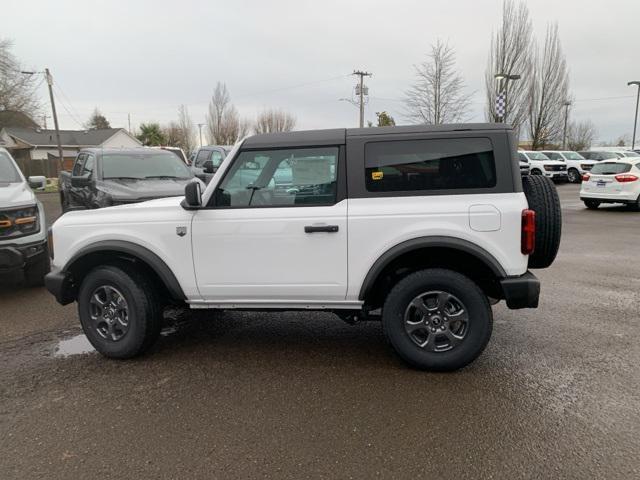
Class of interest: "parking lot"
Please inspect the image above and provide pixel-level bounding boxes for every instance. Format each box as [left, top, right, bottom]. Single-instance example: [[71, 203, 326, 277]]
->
[[1, 184, 639, 479]]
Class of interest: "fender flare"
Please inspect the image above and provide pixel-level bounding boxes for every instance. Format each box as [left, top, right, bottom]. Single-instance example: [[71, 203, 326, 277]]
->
[[64, 240, 186, 300], [358, 236, 507, 300]]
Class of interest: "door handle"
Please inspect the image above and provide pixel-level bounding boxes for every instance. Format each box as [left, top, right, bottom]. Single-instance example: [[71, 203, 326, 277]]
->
[[304, 225, 339, 233]]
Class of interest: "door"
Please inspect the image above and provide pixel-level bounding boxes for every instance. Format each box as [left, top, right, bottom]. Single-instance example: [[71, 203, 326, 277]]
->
[[68, 153, 86, 208], [191, 146, 348, 303]]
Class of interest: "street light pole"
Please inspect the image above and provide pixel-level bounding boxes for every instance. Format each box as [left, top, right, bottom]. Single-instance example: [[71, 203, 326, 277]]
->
[[562, 101, 571, 150], [197, 123, 204, 147], [494, 73, 521, 124], [628, 81, 640, 150]]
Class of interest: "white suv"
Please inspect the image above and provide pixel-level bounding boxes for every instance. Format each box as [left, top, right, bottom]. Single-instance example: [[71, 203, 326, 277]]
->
[[45, 125, 562, 371], [541, 150, 596, 183], [518, 151, 568, 181], [580, 158, 640, 209], [0, 147, 50, 285]]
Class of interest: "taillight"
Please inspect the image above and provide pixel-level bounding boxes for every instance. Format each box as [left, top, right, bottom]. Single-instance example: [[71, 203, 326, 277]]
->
[[614, 174, 639, 183], [521, 209, 536, 255], [582, 173, 590, 182]]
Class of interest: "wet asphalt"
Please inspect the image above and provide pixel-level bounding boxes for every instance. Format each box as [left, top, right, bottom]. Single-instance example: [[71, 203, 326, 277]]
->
[[0, 187, 639, 479]]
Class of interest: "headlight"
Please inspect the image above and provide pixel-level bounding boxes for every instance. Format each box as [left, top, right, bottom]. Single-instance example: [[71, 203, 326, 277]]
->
[[0, 205, 40, 239]]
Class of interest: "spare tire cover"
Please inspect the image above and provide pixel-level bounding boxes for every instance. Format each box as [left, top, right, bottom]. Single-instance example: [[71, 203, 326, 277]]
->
[[522, 175, 562, 269]]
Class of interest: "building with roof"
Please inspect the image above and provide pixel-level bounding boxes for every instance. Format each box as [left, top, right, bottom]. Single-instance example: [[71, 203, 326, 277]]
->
[[0, 126, 141, 177]]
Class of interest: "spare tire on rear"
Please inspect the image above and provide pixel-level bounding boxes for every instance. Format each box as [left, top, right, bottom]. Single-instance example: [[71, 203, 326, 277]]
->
[[522, 175, 562, 269]]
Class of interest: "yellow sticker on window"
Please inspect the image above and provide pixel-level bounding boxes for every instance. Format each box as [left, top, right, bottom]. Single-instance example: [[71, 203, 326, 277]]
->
[[371, 171, 383, 180]]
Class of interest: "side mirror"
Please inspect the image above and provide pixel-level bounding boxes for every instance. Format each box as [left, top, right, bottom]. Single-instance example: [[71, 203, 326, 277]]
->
[[71, 175, 92, 187], [28, 175, 46, 190], [183, 181, 202, 209], [202, 160, 214, 174]]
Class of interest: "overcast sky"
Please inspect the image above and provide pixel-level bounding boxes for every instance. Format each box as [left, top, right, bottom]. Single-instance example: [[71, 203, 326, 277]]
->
[[4, 0, 640, 143]]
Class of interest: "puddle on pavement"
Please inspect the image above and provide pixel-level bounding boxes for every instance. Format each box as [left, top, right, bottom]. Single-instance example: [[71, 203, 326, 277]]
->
[[54, 334, 95, 357]]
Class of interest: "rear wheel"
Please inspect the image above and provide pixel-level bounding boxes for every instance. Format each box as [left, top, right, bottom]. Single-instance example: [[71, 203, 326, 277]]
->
[[77, 264, 161, 359], [568, 168, 581, 183], [584, 199, 600, 210], [382, 269, 492, 372]]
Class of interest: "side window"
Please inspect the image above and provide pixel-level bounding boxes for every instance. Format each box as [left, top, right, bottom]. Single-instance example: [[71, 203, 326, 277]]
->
[[365, 138, 497, 193], [210, 150, 224, 167], [73, 154, 86, 176], [83, 155, 95, 177], [214, 147, 339, 207], [546, 153, 561, 160], [195, 149, 209, 167]]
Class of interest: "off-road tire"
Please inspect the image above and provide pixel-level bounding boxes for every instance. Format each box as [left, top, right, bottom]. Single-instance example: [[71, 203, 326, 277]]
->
[[522, 175, 562, 269], [382, 268, 492, 372], [77, 264, 161, 359]]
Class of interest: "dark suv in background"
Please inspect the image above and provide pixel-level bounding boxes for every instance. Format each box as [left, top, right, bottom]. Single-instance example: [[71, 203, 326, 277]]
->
[[189, 145, 232, 183]]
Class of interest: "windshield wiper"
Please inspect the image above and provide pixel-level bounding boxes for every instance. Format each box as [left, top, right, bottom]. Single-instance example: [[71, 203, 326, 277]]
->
[[103, 176, 143, 180], [144, 175, 187, 179]]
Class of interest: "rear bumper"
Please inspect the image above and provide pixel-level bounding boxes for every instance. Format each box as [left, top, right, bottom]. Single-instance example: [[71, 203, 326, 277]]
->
[[580, 192, 638, 203], [44, 268, 76, 305], [500, 271, 540, 309]]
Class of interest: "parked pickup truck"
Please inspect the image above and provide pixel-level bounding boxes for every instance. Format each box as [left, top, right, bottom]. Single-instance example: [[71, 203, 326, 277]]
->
[[0, 147, 49, 285], [189, 145, 232, 183], [59, 148, 200, 212], [45, 124, 562, 371]]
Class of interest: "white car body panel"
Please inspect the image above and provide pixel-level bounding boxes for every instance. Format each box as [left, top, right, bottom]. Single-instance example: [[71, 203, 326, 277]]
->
[[346, 193, 528, 300], [50, 196, 202, 300]]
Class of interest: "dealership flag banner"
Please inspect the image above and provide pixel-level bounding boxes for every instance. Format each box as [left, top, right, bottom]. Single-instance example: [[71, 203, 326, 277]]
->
[[495, 91, 506, 118]]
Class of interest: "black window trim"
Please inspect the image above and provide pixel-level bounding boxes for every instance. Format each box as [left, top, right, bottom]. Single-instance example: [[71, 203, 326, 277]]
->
[[204, 144, 347, 210], [346, 132, 515, 199]]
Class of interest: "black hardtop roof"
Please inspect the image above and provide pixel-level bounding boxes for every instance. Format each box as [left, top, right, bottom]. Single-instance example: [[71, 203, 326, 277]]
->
[[242, 123, 511, 149]]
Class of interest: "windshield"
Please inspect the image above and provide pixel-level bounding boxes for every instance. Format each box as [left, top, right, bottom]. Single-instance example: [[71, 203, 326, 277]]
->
[[590, 162, 631, 175], [562, 152, 585, 160], [102, 152, 193, 180], [526, 152, 550, 160], [0, 151, 22, 183], [621, 151, 640, 158]]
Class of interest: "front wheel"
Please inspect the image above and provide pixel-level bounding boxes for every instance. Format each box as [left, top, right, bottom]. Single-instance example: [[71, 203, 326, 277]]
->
[[531, 169, 542, 175], [77, 264, 161, 359], [568, 168, 581, 183], [382, 269, 492, 371], [584, 199, 600, 210]]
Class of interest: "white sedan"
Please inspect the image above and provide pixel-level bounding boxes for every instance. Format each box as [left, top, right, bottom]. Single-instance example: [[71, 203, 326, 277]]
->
[[580, 158, 640, 210]]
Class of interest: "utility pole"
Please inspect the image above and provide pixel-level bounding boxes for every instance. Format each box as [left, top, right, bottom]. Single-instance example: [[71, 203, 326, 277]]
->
[[127, 113, 132, 135], [353, 70, 372, 128], [197, 123, 205, 147], [44, 68, 65, 170], [628, 81, 640, 150], [562, 101, 571, 150]]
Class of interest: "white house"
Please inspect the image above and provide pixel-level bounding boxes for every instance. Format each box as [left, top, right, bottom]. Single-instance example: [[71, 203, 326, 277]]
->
[[0, 127, 142, 176]]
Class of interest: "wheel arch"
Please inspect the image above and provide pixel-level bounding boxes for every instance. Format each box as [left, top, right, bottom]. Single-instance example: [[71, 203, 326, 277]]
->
[[358, 237, 507, 307], [62, 240, 186, 303]]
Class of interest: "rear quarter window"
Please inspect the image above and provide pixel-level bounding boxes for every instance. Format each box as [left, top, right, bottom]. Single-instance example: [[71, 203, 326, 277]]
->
[[365, 138, 496, 193]]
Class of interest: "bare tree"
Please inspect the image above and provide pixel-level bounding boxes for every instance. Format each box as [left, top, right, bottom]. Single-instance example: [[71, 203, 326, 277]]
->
[[405, 39, 472, 124], [206, 82, 251, 145], [484, 0, 534, 132], [528, 24, 570, 150], [254, 108, 296, 134], [0, 39, 40, 118], [177, 104, 196, 154], [566, 120, 597, 151], [162, 121, 182, 146]]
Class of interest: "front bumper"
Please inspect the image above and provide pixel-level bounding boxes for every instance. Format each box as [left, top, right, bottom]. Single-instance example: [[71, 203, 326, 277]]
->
[[0, 240, 47, 273], [44, 268, 76, 305], [500, 271, 540, 309], [544, 172, 568, 180]]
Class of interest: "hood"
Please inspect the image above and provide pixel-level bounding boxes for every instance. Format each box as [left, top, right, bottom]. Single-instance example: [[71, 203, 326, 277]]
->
[[0, 181, 36, 209], [98, 178, 195, 200]]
